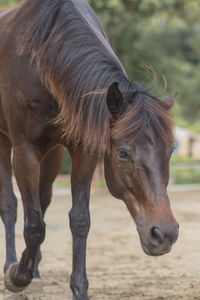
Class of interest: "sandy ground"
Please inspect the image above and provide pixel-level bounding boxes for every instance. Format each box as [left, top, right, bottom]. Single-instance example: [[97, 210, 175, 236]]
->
[[1, 187, 200, 300]]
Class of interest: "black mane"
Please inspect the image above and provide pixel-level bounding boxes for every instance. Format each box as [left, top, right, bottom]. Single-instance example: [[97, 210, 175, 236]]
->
[[12, 0, 173, 154]]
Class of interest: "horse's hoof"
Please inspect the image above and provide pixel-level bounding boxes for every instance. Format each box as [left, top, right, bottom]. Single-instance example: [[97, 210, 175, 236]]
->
[[26, 278, 43, 294], [4, 263, 27, 293]]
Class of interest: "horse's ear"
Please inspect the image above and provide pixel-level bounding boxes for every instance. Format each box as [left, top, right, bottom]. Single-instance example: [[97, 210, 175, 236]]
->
[[163, 92, 178, 109], [107, 82, 124, 117]]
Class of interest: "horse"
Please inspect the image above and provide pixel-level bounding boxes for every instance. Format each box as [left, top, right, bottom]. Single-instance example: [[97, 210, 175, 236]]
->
[[0, 0, 179, 299]]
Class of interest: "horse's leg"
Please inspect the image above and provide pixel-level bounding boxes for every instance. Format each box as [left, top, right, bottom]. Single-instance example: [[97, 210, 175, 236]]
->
[[69, 149, 97, 300], [0, 133, 17, 272], [34, 145, 65, 278], [4, 142, 45, 293]]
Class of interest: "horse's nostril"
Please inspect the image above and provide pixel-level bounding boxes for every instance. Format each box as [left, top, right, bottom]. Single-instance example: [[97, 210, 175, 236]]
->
[[150, 226, 164, 246]]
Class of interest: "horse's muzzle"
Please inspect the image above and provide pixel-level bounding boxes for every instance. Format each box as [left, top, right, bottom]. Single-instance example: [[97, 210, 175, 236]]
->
[[138, 221, 179, 256]]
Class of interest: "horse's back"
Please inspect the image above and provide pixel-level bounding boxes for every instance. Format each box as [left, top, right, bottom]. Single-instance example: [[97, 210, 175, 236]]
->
[[0, 6, 18, 33], [0, 6, 17, 17]]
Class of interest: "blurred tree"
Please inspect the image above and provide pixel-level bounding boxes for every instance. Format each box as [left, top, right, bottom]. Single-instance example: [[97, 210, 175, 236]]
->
[[88, 0, 200, 127]]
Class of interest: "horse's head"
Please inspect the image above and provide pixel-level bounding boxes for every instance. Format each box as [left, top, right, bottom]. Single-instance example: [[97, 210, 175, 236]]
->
[[104, 82, 178, 256]]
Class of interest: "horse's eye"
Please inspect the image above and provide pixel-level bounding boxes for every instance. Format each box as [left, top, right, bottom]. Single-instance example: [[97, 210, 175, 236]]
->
[[117, 148, 130, 160]]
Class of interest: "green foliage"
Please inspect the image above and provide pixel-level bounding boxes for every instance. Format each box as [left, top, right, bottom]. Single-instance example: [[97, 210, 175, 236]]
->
[[170, 168, 200, 184], [88, 0, 200, 127], [60, 150, 71, 175], [170, 155, 200, 184], [171, 155, 200, 163], [53, 176, 71, 188]]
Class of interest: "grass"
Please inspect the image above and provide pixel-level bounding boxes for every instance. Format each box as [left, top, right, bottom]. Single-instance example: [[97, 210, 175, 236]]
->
[[170, 155, 200, 184], [53, 176, 106, 189], [53, 176, 70, 188], [53, 154, 200, 188], [54, 171, 200, 188], [171, 154, 200, 164], [170, 168, 200, 185]]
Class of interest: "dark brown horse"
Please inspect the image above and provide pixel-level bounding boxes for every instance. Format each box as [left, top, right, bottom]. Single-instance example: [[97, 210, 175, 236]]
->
[[0, 0, 178, 299]]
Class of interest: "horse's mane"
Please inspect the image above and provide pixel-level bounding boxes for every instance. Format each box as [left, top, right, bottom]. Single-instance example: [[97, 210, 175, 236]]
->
[[111, 87, 174, 146], [13, 0, 173, 154]]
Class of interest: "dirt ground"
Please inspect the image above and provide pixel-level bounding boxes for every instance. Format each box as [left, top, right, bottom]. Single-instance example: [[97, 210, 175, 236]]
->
[[1, 187, 200, 300]]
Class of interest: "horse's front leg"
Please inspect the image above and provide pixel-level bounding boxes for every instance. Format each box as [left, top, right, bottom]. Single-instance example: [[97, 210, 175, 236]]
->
[[4, 142, 45, 293], [0, 133, 17, 273], [34, 145, 65, 279], [69, 149, 98, 300]]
